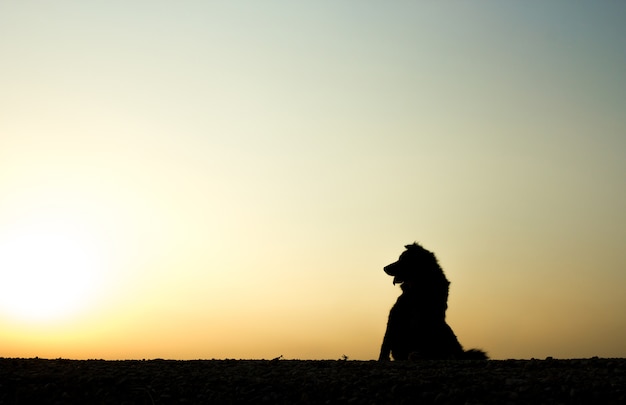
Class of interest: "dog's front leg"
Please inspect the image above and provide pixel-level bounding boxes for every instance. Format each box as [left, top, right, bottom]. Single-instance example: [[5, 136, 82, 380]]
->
[[379, 343, 391, 361], [378, 320, 393, 361]]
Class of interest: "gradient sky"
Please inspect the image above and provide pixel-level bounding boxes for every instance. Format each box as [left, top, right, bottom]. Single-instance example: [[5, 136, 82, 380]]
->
[[1, 1, 625, 360]]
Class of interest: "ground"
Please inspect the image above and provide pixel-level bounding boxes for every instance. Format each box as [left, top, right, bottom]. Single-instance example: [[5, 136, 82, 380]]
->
[[1, 357, 624, 404]]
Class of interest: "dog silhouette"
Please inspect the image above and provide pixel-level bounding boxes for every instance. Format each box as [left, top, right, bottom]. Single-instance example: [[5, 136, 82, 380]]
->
[[379, 243, 487, 361]]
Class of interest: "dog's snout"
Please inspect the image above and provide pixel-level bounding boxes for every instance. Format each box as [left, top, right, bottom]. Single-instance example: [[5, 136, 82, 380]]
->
[[384, 261, 399, 275], [385, 261, 404, 285]]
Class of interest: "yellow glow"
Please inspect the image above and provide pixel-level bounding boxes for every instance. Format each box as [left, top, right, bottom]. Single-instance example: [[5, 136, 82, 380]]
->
[[1, 2, 625, 361], [0, 221, 105, 323]]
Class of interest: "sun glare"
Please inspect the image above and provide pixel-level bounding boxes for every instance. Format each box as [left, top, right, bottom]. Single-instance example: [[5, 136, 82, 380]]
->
[[0, 224, 104, 323]]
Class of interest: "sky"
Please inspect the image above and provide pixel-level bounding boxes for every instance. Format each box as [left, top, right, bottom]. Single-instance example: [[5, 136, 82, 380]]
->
[[1, 1, 625, 360]]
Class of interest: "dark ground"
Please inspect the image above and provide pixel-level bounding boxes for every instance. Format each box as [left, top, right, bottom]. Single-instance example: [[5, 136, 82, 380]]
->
[[1, 357, 624, 404]]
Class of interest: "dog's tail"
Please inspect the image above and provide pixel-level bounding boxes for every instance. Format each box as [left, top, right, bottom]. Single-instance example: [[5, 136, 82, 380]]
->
[[462, 349, 489, 360]]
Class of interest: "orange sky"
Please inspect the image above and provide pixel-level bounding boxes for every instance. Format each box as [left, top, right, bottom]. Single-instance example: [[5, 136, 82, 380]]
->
[[1, 1, 625, 360]]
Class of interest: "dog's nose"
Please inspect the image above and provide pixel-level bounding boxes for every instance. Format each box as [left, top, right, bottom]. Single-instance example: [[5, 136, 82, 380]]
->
[[384, 261, 399, 275]]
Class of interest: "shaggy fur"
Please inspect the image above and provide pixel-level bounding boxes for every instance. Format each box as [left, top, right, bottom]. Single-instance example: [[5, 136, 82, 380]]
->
[[379, 243, 487, 361]]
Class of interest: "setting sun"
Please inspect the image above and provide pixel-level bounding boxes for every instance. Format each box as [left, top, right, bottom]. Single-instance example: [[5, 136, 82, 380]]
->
[[0, 222, 104, 323]]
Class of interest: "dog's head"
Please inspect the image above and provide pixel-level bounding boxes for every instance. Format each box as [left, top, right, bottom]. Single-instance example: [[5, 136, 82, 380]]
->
[[384, 243, 444, 286]]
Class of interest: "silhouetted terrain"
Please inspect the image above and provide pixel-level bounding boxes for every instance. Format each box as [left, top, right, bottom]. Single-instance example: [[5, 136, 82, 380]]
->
[[1, 357, 624, 404]]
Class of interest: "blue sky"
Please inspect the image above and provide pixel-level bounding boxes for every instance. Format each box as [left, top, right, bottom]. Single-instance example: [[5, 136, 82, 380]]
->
[[1, 1, 625, 360]]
